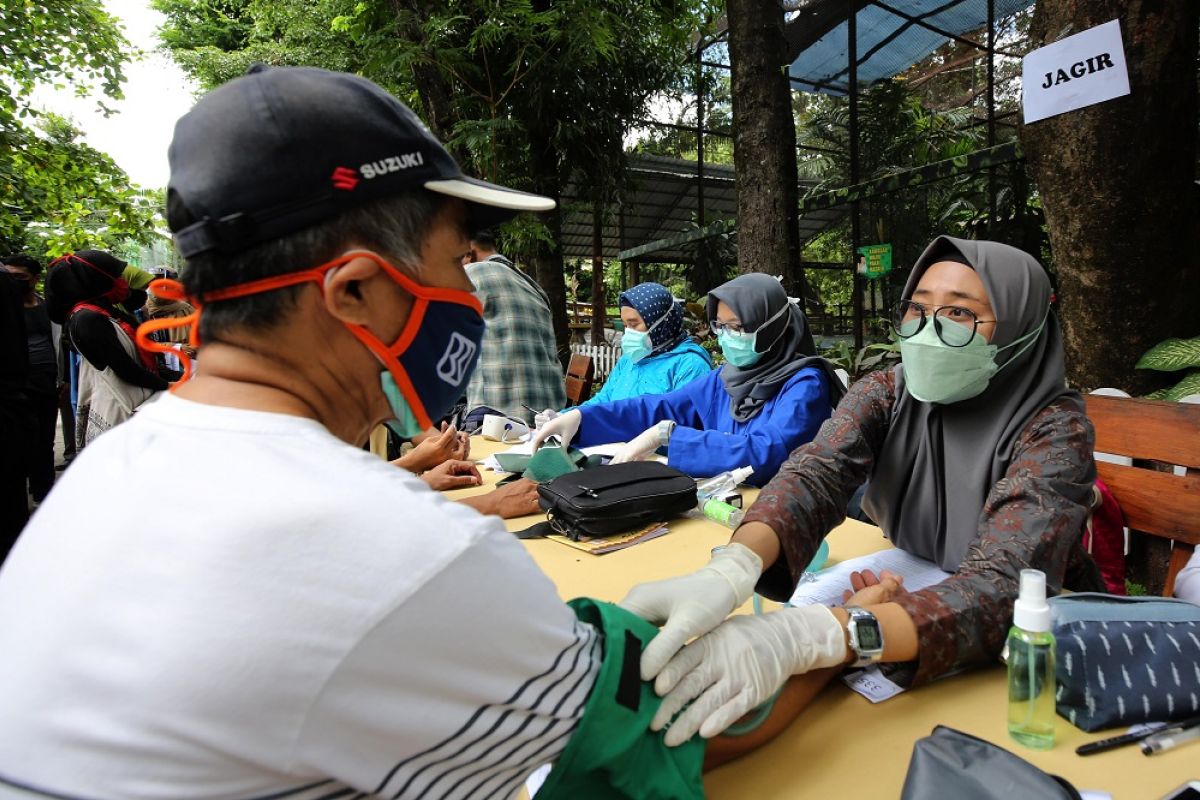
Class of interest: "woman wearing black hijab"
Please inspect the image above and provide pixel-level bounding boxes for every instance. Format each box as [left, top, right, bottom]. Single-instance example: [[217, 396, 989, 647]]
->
[[45, 250, 168, 448], [531, 273, 845, 486], [616, 237, 1106, 746]]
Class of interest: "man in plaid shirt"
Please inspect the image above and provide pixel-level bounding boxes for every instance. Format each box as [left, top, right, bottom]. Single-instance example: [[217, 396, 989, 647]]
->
[[465, 231, 565, 423]]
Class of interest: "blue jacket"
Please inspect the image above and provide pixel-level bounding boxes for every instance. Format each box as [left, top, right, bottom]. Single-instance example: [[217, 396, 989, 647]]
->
[[580, 339, 712, 408], [576, 366, 833, 486]]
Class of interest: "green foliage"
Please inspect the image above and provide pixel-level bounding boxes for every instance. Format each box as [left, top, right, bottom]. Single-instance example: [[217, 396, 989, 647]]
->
[[1125, 580, 1147, 597], [1138, 336, 1200, 402], [0, 0, 158, 258], [2, 114, 160, 256], [1136, 337, 1200, 373], [819, 334, 900, 380], [153, 0, 710, 283]]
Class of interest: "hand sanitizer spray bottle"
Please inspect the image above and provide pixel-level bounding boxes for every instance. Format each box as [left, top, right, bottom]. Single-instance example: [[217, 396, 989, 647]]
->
[[1007, 568, 1056, 749]]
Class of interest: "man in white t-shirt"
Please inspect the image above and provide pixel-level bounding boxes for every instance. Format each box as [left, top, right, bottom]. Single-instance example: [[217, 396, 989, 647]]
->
[[0, 67, 712, 799]]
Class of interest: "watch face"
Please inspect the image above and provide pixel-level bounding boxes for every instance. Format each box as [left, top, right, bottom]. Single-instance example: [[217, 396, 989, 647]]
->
[[855, 621, 882, 650]]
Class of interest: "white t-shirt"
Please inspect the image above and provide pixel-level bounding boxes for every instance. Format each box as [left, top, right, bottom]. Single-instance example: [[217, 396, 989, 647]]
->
[[0, 394, 599, 799]]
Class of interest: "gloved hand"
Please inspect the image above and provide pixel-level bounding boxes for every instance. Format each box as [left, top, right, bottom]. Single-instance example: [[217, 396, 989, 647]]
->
[[534, 408, 559, 428], [651, 604, 847, 746], [619, 543, 763, 681], [610, 425, 661, 464], [529, 409, 582, 451]]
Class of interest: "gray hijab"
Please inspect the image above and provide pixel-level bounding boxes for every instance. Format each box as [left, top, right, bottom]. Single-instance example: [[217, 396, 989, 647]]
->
[[862, 236, 1080, 571], [707, 273, 846, 422]]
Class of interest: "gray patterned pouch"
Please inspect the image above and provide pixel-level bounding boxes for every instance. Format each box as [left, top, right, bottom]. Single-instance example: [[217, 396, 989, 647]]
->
[[1050, 593, 1200, 732]]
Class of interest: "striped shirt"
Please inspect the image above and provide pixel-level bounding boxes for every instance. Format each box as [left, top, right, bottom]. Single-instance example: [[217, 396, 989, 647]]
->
[[0, 394, 598, 799]]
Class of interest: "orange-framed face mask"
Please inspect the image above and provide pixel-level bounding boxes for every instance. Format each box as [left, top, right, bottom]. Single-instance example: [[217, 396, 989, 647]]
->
[[136, 250, 484, 434]]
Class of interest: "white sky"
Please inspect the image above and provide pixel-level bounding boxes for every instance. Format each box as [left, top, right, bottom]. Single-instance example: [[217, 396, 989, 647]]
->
[[28, 0, 197, 190]]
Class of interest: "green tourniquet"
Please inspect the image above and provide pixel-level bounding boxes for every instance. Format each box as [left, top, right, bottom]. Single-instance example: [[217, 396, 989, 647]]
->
[[536, 598, 707, 800]]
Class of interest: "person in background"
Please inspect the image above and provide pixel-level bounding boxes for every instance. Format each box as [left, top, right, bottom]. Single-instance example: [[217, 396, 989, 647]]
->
[[0, 66, 710, 796], [2, 256, 57, 504], [464, 229, 565, 424], [0, 267, 32, 559], [616, 237, 1107, 747], [536, 283, 710, 427], [44, 250, 167, 450], [532, 273, 844, 486], [1174, 549, 1200, 604]]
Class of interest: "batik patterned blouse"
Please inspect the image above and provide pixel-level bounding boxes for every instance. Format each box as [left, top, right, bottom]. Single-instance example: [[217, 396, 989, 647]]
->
[[744, 368, 1105, 686]]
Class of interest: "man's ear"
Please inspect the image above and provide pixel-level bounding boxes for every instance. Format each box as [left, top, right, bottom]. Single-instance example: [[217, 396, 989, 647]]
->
[[323, 253, 411, 330]]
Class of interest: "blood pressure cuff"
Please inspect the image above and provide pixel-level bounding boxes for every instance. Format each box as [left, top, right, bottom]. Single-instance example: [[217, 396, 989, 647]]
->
[[535, 598, 707, 800]]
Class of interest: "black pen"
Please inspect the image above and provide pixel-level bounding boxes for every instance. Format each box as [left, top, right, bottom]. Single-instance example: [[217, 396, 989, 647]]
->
[[1077, 716, 1200, 756]]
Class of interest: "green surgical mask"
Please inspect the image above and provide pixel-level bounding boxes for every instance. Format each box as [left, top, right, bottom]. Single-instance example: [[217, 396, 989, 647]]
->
[[380, 373, 426, 439], [717, 301, 790, 368], [898, 312, 1047, 405]]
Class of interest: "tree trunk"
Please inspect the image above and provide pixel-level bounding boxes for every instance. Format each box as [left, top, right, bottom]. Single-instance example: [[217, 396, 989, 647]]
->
[[528, 120, 573, 368], [726, 0, 807, 301], [1021, 0, 1199, 394], [394, 0, 467, 163]]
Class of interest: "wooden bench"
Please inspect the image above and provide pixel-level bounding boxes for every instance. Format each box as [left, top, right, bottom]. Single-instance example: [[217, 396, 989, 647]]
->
[[1084, 394, 1200, 595], [564, 353, 595, 406]]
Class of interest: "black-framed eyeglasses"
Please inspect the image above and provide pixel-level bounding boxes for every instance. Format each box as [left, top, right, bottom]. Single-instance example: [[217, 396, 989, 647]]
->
[[891, 300, 996, 347]]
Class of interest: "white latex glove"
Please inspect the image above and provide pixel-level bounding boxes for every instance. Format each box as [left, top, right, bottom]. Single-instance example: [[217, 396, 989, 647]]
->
[[650, 605, 848, 746], [619, 543, 763, 681], [609, 425, 661, 464], [534, 408, 559, 428], [529, 409, 582, 451]]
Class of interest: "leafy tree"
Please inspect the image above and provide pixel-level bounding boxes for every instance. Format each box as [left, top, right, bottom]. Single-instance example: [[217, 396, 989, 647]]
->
[[0, 0, 157, 258], [156, 0, 709, 362]]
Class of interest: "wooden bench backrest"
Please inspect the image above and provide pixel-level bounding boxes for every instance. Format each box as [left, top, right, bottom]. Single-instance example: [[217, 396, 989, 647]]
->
[[1084, 394, 1200, 594], [565, 353, 595, 406]]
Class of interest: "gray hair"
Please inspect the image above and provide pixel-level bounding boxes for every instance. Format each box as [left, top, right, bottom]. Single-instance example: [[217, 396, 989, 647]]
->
[[179, 189, 446, 340]]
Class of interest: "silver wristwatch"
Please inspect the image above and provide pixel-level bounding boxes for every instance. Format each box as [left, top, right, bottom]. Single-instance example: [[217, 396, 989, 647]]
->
[[656, 419, 676, 446], [844, 605, 885, 668]]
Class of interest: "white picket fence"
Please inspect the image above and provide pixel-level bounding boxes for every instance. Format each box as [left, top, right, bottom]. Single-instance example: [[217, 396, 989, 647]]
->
[[570, 343, 622, 380]]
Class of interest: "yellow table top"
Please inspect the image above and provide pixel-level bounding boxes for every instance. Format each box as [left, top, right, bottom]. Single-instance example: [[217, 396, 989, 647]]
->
[[452, 438, 1197, 799]]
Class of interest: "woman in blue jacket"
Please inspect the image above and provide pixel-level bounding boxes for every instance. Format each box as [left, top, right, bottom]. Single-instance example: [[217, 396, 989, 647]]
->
[[532, 273, 844, 486], [582, 283, 712, 407]]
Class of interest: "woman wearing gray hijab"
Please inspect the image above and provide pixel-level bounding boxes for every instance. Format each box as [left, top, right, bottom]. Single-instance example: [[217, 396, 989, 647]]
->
[[532, 273, 845, 486], [615, 237, 1105, 747]]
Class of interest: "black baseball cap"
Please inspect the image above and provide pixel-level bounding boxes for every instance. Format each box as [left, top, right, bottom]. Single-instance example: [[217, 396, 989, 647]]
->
[[167, 65, 554, 259]]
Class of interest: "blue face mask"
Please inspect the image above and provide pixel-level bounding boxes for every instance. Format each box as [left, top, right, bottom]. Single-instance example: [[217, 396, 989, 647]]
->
[[621, 310, 670, 363], [716, 302, 790, 369], [376, 297, 484, 438]]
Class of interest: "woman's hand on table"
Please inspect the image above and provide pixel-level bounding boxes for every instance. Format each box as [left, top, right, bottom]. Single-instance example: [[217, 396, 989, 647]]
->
[[529, 409, 581, 451], [619, 543, 763, 681], [420, 459, 482, 491], [650, 604, 848, 746], [842, 569, 906, 606], [610, 425, 661, 464]]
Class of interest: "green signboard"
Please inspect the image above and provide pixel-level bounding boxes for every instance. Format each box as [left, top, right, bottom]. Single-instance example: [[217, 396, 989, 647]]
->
[[856, 243, 893, 279]]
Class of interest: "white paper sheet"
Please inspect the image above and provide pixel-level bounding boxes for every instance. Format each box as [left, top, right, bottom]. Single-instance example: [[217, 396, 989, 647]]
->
[[787, 547, 953, 608], [1022, 19, 1130, 124]]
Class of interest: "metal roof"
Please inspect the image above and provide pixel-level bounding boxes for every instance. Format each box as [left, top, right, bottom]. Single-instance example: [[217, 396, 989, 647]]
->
[[785, 0, 1035, 95], [560, 154, 843, 263]]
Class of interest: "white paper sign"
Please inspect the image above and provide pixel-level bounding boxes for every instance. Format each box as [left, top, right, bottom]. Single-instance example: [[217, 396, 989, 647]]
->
[[1023, 19, 1130, 124]]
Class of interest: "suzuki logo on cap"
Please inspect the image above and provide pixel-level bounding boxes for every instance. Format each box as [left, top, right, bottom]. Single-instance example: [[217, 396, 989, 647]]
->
[[331, 167, 359, 191], [436, 332, 477, 386]]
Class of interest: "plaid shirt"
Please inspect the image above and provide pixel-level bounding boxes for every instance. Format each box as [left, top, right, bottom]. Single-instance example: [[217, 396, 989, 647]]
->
[[466, 255, 565, 422], [745, 368, 1104, 687]]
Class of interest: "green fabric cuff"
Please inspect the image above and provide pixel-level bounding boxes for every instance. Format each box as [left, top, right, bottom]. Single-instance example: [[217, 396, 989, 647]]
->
[[535, 598, 706, 800]]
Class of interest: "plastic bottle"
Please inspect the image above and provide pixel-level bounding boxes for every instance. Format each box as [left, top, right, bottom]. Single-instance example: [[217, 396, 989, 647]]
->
[[691, 466, 754, 528], [1007, 568, 1056, 749]]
